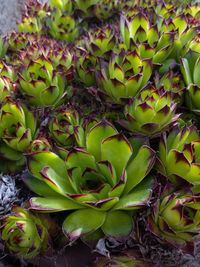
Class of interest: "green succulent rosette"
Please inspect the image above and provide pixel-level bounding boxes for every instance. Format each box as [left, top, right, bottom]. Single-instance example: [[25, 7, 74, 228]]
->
[[49, 0, 73, 13], [25, 120, 156, 241], [97, 50, 152, 102], [157, 125, 200, 189], [46, 9, 78, 42], [75, 48, 100, 87], [7, 32, 29, 51], [118, 84, 179, 136], [120, 12, 176, 63], [85, 26, 117, 58], [49, 108, 85, 147], [17, 15, 43, 34], [1, 206, 50, 259], [74, 0, 98, 18], [18, 54, 67, 107], [148, 183, 200, 254], [0, 97, 37, 169], [92, 250, 153, 267], [94, 0, 117, 20], [154, 69, 185, 104]]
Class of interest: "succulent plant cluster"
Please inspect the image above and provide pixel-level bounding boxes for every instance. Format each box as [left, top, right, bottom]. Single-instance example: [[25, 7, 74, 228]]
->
[[1, 0, 200, 266]]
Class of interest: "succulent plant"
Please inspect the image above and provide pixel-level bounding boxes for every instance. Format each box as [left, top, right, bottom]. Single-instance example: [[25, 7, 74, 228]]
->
[[120, 12, 175, 63], [0, 76, 15, 102], [154, 69, 185, 103], [1, 206, 50, 259], [94, 0, 117, 21], [17, 15, 43, 34], [49, 107, 85, 147], [118, 84, 179, 136], [0, 37, 8, 60], [0, 97, 37, 168], [74, 0, 99, 17], [0, 174, 19, 215], [181, 49, 200, 114], [46, 9, 78, 42], [18, 54, 67, 107], [92, 250, 153, 267], [97, 50, 152, 102], [156, 125, 200, 188], [25, 120, 155, 241], [85, 26, 117, 58], [49, 0, 73, 13], [148, 183, 200, 254]]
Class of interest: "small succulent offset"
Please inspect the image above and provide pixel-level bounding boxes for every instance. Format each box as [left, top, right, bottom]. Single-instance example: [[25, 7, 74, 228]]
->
[[0, 174, 19, 215], [1, 206, 50, 259], [0, 37, 8, 60], [97, 50, 152, 102], [49, 107, 85, 147], [0, 97, 37, 168], [148, 183, 200, 254], [18, 54, 66, 107], [157, 125, 200, 188], [46, 9, 78, 42], [25, 120, 156, 241], [118, 84, 179, 136]]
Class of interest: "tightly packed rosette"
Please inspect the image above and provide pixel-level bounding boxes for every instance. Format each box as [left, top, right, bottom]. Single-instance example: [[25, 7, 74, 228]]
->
[[49, 108, 85, 147], [25, 120, 156, 241], [181, 49, 200, 114], [75, 48, 99, 87], [74, 0, 99, 18], [157, 125, 200, 188], [85, 26, 117, 58], [7, 32, 29, 51], [94, 0, 117, 20], [49, 0, 72, 13], [92, 250, 153, 267], [0, 97, 37, 169], [97, 50, 152, 102], [46, 9, 78, 42], [118, 84, 179, 136], [17, 15, 43, 34], [18, 54, 66, 107], [1, 206, 50, 259], [120, 12, 175, 63], [148, 184, 200, 253], [154, 69, 185, 103]]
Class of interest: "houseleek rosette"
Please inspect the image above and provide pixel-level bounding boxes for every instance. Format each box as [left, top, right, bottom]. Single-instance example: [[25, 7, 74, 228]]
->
[[181, 49, 200, 114], [74, 0, 98, 17], [49, 0, 72, 12], [49, 108, 85, 147], [118, 85, 179, 136], [120, 12, 175, 63], [94, 0, 117, 20], [46, 9, 78, 42], [17, 15, 43, 34], [1, 206, 50, 259], [75, 48, 99, 87], [92, 250, 153, 267], [97, 50, 152, 102], [148, 186, 200, 253], [85, 26, 117, 58], [0, 97, 37, 169], [157, 125, 200, 188], [25, 120, 156, 241], [18, 55, 66, 107]]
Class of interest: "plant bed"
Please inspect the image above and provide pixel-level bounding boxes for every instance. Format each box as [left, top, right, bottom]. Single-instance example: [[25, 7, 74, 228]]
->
[[1, 0, 200, 266]]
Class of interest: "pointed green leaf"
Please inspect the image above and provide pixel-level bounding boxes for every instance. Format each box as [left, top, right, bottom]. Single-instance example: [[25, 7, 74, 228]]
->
[[102, 211, 133, 237]]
